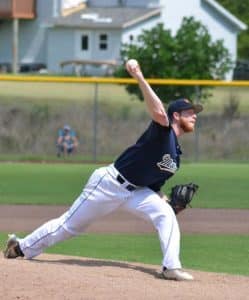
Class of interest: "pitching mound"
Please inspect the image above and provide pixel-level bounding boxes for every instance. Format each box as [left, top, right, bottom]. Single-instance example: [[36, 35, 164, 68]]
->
[[1, 254, 248, 300]]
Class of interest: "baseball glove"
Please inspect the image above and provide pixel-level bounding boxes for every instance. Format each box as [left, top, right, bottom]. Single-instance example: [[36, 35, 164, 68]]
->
[[168, 183, 199, 214]]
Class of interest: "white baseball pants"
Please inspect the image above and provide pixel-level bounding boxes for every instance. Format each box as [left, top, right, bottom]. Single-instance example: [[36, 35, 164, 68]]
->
[[19, 164, 182, 269]]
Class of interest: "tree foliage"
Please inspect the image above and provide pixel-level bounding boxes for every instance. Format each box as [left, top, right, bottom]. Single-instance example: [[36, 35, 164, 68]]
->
[[115, 17, 232, 103], [216, 0, 249, 59]]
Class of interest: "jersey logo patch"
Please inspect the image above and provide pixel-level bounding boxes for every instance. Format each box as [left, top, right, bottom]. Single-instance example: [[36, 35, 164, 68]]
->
[[157, 154, 177, 173]]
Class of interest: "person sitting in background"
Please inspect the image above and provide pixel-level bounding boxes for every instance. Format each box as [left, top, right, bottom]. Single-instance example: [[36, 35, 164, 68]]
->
[[56, 124, 79, 157]]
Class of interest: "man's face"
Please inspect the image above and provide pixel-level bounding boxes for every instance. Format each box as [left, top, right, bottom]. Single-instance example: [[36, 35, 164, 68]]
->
[[178, 109, 197, 132]]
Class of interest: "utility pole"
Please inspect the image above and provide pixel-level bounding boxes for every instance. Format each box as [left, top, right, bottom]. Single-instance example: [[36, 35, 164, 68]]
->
[[12, 18, 19, 73]]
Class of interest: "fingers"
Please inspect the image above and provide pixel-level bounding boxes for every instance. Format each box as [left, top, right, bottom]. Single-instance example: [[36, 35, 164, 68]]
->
[[125, 59, 142, 79]]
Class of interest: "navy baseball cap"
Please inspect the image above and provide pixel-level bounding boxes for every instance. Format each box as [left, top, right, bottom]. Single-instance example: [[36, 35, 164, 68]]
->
[[167, 98, 203, 118]]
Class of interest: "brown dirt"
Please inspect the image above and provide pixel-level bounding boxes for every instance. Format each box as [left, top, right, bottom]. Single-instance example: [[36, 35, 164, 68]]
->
[[0, 205, 248, 300]]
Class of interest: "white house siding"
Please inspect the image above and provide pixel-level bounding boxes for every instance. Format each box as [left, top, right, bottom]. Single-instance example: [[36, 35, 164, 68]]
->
[[121, 14, 161, 45], [0, 19, 47, 65], [88, 29, 122, 75], [47, 28, 75, 73], [37, 0, 82, 18], [19, 20, 47, 64], [37, 0, 55, 19], [0, 0, 245, 78], [0, 21, 13, 64], [88, 0, 119, 7], [126, 0, 160, 7], [160, 0, 200, 35], [88, 0, 160, 7], [47, 27, 121, 74], [0, 0, 54, 66], [200, 0, 238, 72], [19, 0, 56, 64], [159, 0, 239, 79], [91, 29, 121, 61]]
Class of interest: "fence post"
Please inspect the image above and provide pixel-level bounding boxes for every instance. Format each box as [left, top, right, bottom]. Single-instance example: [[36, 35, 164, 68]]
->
[[194, 85, 201, 161], [12, 18, 19, 74], [93, 82, 98, 162]]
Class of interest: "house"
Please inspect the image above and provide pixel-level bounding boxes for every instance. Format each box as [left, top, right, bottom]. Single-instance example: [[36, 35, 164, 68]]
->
[[0, 0, 247, 78]]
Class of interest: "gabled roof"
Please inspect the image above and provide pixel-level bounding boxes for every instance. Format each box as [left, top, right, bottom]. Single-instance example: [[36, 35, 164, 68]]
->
[[49, 7, 161, 29], [203, 0, 247, 30]]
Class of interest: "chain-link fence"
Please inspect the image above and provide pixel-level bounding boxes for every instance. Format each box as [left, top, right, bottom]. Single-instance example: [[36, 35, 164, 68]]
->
[[0, 76, 248, 162]]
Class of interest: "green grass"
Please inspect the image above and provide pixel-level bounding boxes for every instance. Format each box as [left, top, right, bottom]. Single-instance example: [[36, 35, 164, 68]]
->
[[0, 162, 248, 277], [166, 162, 249, 209], [0, 163, 97, 205], [1, 81, 249, 114], [0, 162, 248, 208], [181, 234, 249, 276], [207, 86, 249, 114], [0, 233, 248, 276], [0, 153, 111, 163], [0, 81, 141, 108]]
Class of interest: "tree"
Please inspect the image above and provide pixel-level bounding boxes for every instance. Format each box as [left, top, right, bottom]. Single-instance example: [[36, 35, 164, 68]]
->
[[115, 17, 233, 103], [216, 0, 249, 60]]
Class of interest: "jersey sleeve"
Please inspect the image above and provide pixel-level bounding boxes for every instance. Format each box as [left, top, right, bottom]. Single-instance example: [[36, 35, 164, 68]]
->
[[152, 120, 170, 134], [146, 121, 170, 139]]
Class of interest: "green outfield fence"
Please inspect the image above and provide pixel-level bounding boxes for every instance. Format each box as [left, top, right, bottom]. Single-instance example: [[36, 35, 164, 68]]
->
[[0, 75, 248, 162]]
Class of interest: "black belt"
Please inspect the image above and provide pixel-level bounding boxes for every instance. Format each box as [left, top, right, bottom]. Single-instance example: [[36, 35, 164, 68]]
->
[[116, 174, 137, 191]]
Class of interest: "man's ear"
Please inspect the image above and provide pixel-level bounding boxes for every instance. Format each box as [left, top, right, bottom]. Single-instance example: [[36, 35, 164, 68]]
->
[[172, 111, 181, 121]]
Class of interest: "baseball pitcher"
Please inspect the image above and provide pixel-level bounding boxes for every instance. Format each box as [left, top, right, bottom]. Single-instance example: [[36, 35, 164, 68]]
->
[[4, 59, 202, 281]]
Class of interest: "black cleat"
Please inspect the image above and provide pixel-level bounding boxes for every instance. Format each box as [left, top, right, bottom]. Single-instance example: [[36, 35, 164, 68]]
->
[[3, 234, 24, 259]]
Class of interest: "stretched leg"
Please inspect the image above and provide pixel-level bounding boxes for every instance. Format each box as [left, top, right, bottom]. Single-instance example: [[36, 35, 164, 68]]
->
[[18, 167, 125, 259], [122, 188, 181, 269]]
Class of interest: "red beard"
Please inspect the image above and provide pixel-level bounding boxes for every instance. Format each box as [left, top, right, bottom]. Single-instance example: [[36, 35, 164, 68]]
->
[[179, 117, 195, 133]]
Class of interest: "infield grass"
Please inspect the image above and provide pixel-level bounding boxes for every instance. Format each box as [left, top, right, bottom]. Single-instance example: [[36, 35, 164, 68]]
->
[[0, 162, 248, 208], [0, 233, 248, 277], [0, 162, 248, 277]]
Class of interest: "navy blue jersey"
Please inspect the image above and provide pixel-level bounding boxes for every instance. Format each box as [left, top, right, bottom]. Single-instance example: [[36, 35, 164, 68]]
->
[[114, 121, 182, 192]]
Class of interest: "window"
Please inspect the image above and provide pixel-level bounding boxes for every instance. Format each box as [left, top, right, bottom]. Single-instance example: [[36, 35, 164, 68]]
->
[[99, 34, 108, 50], [81, 35, 88, 50]]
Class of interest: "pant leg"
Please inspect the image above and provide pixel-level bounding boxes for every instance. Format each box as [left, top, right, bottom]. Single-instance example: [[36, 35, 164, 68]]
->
[[122, 188, 181, 269], [19, 166, 128, 259]]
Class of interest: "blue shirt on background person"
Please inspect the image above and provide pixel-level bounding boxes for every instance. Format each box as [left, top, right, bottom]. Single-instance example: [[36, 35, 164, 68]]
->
[[57, 124, 79, 157]]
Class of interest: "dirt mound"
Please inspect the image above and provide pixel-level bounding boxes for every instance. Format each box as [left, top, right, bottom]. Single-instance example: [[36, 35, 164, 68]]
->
[[1, 206, 248, 299], [1, 254, 248, 300]]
